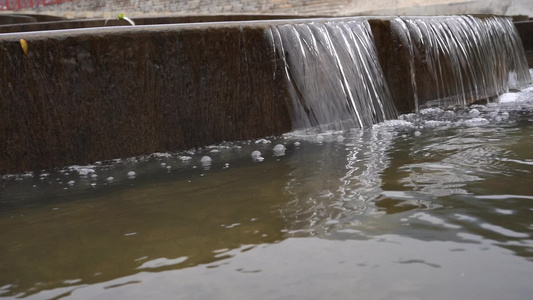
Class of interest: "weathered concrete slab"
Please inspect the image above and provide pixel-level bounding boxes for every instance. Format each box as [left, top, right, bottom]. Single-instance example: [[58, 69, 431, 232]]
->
[[0, 16, 529, 174], [515, 20, 533, 67], [515, 21, 533, 51], [0, 14, 321, 34], [0, 23, 293, 173]]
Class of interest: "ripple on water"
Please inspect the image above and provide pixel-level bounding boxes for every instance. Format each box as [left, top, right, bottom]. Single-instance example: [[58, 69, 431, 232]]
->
[[0, 78, 532, 299]]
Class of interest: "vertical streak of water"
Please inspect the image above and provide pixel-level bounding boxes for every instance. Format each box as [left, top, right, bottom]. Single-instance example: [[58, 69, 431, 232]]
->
[[268, 16, 530, 129], [391, 18, 420, 112], [267, 18, 398, 130]]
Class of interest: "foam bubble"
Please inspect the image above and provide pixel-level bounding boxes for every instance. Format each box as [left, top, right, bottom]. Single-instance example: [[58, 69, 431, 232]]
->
[[273, 144, 286, 157], [464, 118, 490, 127], [255, 139, 271, 144], [420, 107, 444, 116], [469, 108, 480, 117], [499, 92, 520, 103], [251, 151, 264, 162], [152, 152, 172, 158], [200, 156, 212, 167], [424, 120, 450, 128], [375, 119, 415, 129], [69, 166, 96, 176]]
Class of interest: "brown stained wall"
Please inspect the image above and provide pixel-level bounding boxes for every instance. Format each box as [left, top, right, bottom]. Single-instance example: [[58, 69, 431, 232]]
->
[[515, 21, 533, 50], [0, 24, 293, 174], [1, 18, 528, 173], [515, 20, 533, 49], [369, 19, 415, 113], [370, 19, 445, 113], [515, 21, 533, 67], [369, 18, 519, 113], [372, 19, 461, 113]]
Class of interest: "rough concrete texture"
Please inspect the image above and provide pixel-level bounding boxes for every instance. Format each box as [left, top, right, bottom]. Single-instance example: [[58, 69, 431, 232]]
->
[[515, 20, 533, 67], [515, 21, 533, 51], [11, 0, 533, 18], [0, 24, 293, 173], [0, 15, 319, 34], [369, 19, 416, 113]]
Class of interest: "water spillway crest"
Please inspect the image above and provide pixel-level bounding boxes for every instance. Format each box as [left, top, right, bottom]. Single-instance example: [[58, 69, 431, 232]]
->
[[267, 19, 398, 130], [269, 16, 531, 130]]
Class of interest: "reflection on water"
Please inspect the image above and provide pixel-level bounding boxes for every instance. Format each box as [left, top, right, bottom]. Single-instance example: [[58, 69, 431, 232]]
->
[[1, 88, 533, 299]]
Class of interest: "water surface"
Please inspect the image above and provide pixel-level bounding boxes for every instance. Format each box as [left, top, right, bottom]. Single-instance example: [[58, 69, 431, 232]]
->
[[1, 87, 532, 299]]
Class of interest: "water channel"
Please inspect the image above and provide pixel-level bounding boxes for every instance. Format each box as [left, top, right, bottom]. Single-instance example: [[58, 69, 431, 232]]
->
[[1, 80, 532, 299]]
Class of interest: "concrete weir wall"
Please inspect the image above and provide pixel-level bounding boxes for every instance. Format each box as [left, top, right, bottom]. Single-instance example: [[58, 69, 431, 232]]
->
[[0, 24, 293, 174], [0, 17, 530, 174], [515, 20, 533, 67]]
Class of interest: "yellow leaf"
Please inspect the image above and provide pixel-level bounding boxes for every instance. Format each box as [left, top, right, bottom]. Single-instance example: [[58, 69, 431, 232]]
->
[[20, 39, 28, 55]]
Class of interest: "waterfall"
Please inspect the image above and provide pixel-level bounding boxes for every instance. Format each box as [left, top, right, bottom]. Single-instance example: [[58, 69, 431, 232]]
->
[[266, 18, 398, 130], [268, 16, 531, 129], [390, 16, 531, 109]]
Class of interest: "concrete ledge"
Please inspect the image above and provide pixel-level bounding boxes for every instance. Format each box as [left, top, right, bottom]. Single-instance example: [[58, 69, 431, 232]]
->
[[0, 23, 293, 173], [0, 14, 324, 34], [0, 16, 529, 174]]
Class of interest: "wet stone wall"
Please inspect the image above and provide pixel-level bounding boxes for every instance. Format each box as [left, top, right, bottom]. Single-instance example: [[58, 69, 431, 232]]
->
[[0, 17, 530, 174], [515, 20, 533, 67], [371, 16, 530, 113], [0, 24, 293, 174]]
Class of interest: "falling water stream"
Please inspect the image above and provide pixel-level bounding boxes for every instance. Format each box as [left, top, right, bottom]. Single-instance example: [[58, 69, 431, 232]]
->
[[391, 16, 531, 108], [1, 16, 532, 300], [267, 18, 398, 130]]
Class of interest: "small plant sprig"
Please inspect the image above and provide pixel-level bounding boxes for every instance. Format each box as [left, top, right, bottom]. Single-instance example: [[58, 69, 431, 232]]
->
[[116, 13, 135, 26], [104, 13, 135, 26]]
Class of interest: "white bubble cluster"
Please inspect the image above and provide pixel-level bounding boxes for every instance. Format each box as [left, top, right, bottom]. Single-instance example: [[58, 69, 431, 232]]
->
[[251, 151, 264, 162], [200, 156, 213, 169], [273, 144, 286, 157]]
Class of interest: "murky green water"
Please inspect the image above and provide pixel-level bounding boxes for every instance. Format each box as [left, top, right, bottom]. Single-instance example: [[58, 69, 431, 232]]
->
[[1, 88, 532, 300]]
